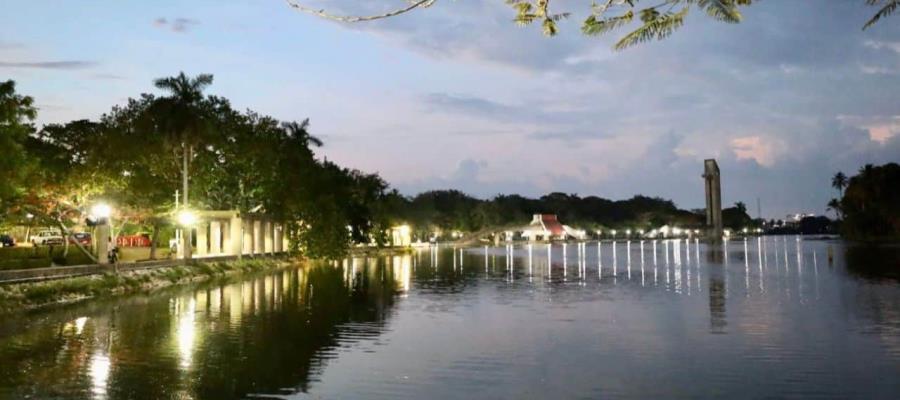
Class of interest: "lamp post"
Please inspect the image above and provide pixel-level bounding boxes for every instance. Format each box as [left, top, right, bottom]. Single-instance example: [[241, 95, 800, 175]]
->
[[177, 209, 197, 264], [90, 203, 112, 264]]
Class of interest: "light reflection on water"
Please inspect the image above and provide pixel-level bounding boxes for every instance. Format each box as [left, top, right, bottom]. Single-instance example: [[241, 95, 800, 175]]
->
[[0, 238, 899, 399]]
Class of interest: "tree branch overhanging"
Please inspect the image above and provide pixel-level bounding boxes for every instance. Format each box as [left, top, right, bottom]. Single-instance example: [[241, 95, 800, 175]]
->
[[284, 0, 438, 23]]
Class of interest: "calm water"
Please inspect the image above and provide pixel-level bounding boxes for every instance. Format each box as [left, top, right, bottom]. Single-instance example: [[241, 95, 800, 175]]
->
[[1, 238, 900, 399]]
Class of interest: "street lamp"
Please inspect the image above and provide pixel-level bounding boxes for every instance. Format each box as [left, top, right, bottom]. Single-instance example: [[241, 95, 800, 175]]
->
[[90, 203, 112, 221], [90, 202, 113, 264], [177, 210, 197, 227]]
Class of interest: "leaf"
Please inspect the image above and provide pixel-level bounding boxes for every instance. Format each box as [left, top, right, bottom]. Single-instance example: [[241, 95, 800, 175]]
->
[[582, 10, 634, 36], [615, 7, 690, 51], [698, 0, 742, 23], [864, 0, 900, 30]]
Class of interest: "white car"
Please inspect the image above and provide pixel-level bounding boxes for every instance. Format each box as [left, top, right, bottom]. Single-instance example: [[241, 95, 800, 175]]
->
[[31, 230, 64, 246]]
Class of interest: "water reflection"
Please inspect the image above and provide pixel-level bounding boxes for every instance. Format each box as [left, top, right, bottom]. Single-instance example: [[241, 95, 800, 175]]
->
[[1, 240, 900, 399]]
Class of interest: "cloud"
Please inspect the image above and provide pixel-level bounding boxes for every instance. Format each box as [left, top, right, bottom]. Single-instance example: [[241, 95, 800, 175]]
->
[[730, 136, 779, 167], [837, 114, 900, 143], [422, 93, 523, 121], [0, 61, 97, 69], [153, 17, 200, 33], [90, 73, 127, 80], [864, 39, 900, 54]]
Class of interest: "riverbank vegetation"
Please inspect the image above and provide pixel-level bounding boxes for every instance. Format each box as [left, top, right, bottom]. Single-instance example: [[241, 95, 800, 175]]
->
[[0, 258, 287, 313], [833, 163, 900, 242], [6, 74, 893, 270]]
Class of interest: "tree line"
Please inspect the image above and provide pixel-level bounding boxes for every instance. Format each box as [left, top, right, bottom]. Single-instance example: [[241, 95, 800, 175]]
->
[[1, 75, 391, 260], [2, 74, 759, 263], [830, 164, 900, 241]]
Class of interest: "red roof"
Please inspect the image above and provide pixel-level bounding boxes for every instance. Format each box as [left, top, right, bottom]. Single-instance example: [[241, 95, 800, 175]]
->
[[539, 214, 565, 236]]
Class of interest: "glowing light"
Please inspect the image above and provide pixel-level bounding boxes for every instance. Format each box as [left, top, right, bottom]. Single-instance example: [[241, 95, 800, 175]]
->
[[742, 228, 749, 234], [90, 353, 110, 398], [398, 225, 410, 236], [673, 227, 682, 236], [74, 316, 87, 334], [626, 229, 632, 236], [90, 203, 112, 219], [177, 210, 197, 226], [176, 298, 196, 370]]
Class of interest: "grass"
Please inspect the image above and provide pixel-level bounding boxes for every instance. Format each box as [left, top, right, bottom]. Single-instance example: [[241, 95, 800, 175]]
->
[[0, 257, 289, 312]]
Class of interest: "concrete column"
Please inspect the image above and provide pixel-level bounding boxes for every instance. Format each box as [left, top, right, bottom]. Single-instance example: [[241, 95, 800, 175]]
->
[[210, 221, 222, 255], [264, 221, 274, 254], [229, 216, 243, 257], [97, 223, 109, 264], [703, 159, 723, 240], [282, 226, 290, 252], [254, 220, 263, 255], [222, 221, 231, 255], [274, 224, 282, 253], [242, 219, 253, 255], [197, 222, 208, 257]]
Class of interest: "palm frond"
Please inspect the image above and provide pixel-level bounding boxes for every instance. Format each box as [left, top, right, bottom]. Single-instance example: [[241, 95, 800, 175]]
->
[[582, 10, 634, 36], [698, 0, 742, 23], [614, 7, 689, 51], [864, 0, 900, 29]]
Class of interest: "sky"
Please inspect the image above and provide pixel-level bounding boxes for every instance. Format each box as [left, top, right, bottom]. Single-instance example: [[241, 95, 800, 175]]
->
[[2, 0, 899, 219]]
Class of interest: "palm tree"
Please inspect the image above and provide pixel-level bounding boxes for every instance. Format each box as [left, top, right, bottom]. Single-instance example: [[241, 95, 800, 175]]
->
[[827, 198, 842, 220], [151, 72, 214, 261], [282, 119, 323, 148], [831, 171, 847, 198]]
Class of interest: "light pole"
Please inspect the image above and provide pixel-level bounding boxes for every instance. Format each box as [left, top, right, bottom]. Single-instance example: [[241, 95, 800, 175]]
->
[[181, 143, 193, 262], [90, 203, 112, 264], [177, 209, 197, 264]]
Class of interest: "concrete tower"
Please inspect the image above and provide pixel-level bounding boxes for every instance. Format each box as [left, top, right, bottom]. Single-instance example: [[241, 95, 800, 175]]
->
[[703, 159, 723, 240]]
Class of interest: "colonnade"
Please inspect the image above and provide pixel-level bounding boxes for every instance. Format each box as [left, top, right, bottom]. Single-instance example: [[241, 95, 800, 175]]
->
[[189, 211, 289, 258]]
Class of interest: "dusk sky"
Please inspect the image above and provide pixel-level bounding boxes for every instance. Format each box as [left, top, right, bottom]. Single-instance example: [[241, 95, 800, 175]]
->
[[3, 0, 899, 218]]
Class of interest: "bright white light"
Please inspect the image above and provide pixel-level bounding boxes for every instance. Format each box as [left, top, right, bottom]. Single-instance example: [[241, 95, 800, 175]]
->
[[91, 203, 112, 219], [177, 298, 196, 370], [90, 353, 110, 398], [742, 228, 749, 234], [177, 210, 197, 226], [74, 316, 87, 334]]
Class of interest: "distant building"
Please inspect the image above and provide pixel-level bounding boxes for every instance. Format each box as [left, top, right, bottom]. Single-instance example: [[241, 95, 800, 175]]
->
[[520, 214, 586, 241]]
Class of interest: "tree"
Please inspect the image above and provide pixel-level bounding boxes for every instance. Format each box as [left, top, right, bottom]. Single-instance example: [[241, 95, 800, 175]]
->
[[840, 163, 900, 240], [0, 80, 36, 215], [734, 201, 747, 214], [827, 198, 842, 220], [149, 72, 215, 261], [832, 171, 848, 198], [285, 0, 896, 50]]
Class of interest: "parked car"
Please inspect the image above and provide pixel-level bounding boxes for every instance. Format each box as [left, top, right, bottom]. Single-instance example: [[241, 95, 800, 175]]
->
[[31, 230, 64, 246], [68, 232, 92, 246], [0, 234, 15, 247]]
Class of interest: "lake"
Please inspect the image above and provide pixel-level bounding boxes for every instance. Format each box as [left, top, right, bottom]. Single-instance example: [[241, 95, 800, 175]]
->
[[1, 237, 899, 399]]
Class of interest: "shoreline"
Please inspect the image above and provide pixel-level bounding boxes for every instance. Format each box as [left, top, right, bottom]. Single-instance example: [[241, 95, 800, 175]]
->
[[0, 257, 296, 314], [0, 246, 415, 314]]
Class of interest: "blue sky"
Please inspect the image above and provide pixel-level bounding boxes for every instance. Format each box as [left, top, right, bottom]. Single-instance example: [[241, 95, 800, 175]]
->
[[2, 0, 899, 218]]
